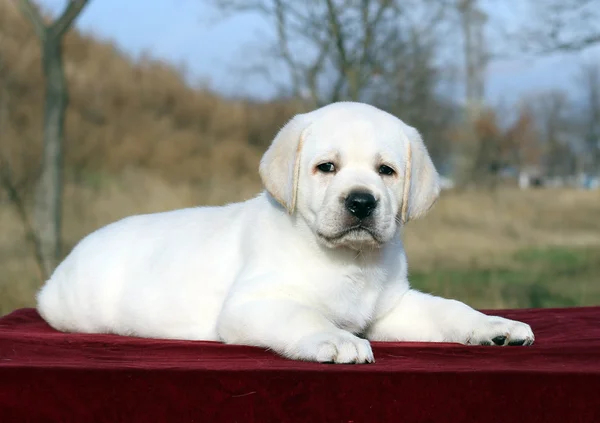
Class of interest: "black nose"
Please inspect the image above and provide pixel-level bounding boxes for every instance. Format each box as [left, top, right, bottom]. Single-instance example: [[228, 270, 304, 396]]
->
[[345, 192, 377, 219]]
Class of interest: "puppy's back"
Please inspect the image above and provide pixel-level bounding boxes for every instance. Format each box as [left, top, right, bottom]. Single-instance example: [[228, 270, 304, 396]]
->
[[36, 202, 251, 338]]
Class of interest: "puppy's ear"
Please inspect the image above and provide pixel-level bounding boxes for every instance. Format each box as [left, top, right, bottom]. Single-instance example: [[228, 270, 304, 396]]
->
[[402, 126, 440, 222], [259, 113, 310, 213]]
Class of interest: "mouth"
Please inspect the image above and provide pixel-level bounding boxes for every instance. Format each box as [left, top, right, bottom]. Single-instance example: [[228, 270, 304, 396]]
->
[[317, 225, 383, 245]]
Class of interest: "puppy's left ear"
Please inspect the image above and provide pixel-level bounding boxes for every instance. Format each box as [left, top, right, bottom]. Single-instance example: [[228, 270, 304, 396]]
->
[[402, 126, 441, 222], [259, 113, 311, 213]]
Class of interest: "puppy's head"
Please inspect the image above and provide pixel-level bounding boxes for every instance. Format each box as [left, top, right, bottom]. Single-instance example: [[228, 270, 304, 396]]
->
[[260, 102, 440, 250]]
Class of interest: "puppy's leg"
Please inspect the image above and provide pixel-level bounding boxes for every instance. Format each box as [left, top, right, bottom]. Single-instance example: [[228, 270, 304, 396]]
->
[[217, 299, 374, 363], [367, 289, 534, 346]]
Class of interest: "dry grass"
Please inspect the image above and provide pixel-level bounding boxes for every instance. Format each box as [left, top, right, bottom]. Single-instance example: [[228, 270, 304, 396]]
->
[[0, 0, 297, 193], [404, 187, 600, 270]]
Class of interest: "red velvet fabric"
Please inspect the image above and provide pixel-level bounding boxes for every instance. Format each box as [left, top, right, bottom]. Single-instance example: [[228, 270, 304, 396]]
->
[[1, 307, 599, 423]]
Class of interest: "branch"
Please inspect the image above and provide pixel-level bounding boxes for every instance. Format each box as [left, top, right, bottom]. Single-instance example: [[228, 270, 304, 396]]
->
[[17, 0, 47, 40], [536, 33, 600, 54], [51, 0, 90, 38], [212, 0, 271, 15], [273, 0, 302, 98], [305, 36, 331, 106], [234, 61, 292, 97], [328, 72, 346, 104], [510, 0, 600, 55], [325, 0, 350, 69], [0, 159, 48, 282], [358, 0, 396, 88], [359, 0, 374, 67]]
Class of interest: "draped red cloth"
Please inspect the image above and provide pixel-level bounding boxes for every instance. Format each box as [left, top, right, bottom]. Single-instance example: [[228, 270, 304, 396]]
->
[[1, 307, 599, 423]]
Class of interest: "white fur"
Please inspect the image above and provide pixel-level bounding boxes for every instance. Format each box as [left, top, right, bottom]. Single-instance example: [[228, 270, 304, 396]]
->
[[37, 102, 534, 364]]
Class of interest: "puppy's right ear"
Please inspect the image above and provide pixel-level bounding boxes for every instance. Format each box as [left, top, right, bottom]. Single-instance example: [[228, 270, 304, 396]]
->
[[259, 113, 311, 214]]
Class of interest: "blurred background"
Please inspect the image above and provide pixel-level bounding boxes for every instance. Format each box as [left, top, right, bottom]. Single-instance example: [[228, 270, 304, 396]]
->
[[1, 0, 599, 316]]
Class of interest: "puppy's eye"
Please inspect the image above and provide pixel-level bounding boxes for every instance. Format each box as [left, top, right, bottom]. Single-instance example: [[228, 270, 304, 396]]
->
[[379, 165, 395, 176], [317, 162, 336, 173]]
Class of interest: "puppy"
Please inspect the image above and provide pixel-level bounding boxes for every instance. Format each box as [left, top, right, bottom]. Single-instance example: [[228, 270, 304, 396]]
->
[[37, 102, 534, 363]]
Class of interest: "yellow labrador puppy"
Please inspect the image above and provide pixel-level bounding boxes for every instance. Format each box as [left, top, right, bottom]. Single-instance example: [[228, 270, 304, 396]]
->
[[37, 102, 534, 363]]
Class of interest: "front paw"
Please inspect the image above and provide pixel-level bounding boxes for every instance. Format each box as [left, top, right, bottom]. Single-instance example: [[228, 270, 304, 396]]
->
[[468, 316, 535, 346], [293, 330, 375, 364]]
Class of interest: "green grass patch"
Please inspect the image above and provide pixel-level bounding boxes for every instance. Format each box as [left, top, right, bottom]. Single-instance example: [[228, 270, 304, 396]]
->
[[410, 246, 600, 309]]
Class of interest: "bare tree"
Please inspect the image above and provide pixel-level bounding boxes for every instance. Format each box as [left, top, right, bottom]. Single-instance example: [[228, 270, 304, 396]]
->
[[369, 29, 458, 168], [458, 0, 488, 120], [212, 0, 452, 108], [515, 0, 600, 53], [211, 0, 457, 172], [503, 105, 542, 173], [577, 61, 600, 176], [530, 90, 576, 178], [0, 31, 48, 282], [17, 0, 90, 275], [445, 0, 494, 189]]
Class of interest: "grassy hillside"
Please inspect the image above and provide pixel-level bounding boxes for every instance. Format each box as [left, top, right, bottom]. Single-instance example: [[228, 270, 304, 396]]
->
[[0, 0, 297, 192], [1, 0, 599, 316]]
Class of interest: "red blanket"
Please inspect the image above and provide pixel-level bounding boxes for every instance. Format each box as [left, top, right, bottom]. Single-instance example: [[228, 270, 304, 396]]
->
[[1, 307, 599, 423]]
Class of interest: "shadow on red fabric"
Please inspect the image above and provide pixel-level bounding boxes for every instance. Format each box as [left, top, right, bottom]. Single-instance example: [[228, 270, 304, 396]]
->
[[1, 307, 599, 423]]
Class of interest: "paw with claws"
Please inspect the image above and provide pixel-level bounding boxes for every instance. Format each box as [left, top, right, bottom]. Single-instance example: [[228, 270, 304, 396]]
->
[[467, 316, 535, 346]]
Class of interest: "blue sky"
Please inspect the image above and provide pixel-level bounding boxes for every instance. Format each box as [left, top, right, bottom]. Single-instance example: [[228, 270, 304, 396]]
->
[[37, 0, 599, 105]]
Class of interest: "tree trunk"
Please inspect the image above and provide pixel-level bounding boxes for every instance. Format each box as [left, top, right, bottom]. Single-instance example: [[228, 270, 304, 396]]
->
[[348, 69, 360, 101], [35, 36, 67, 276]]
